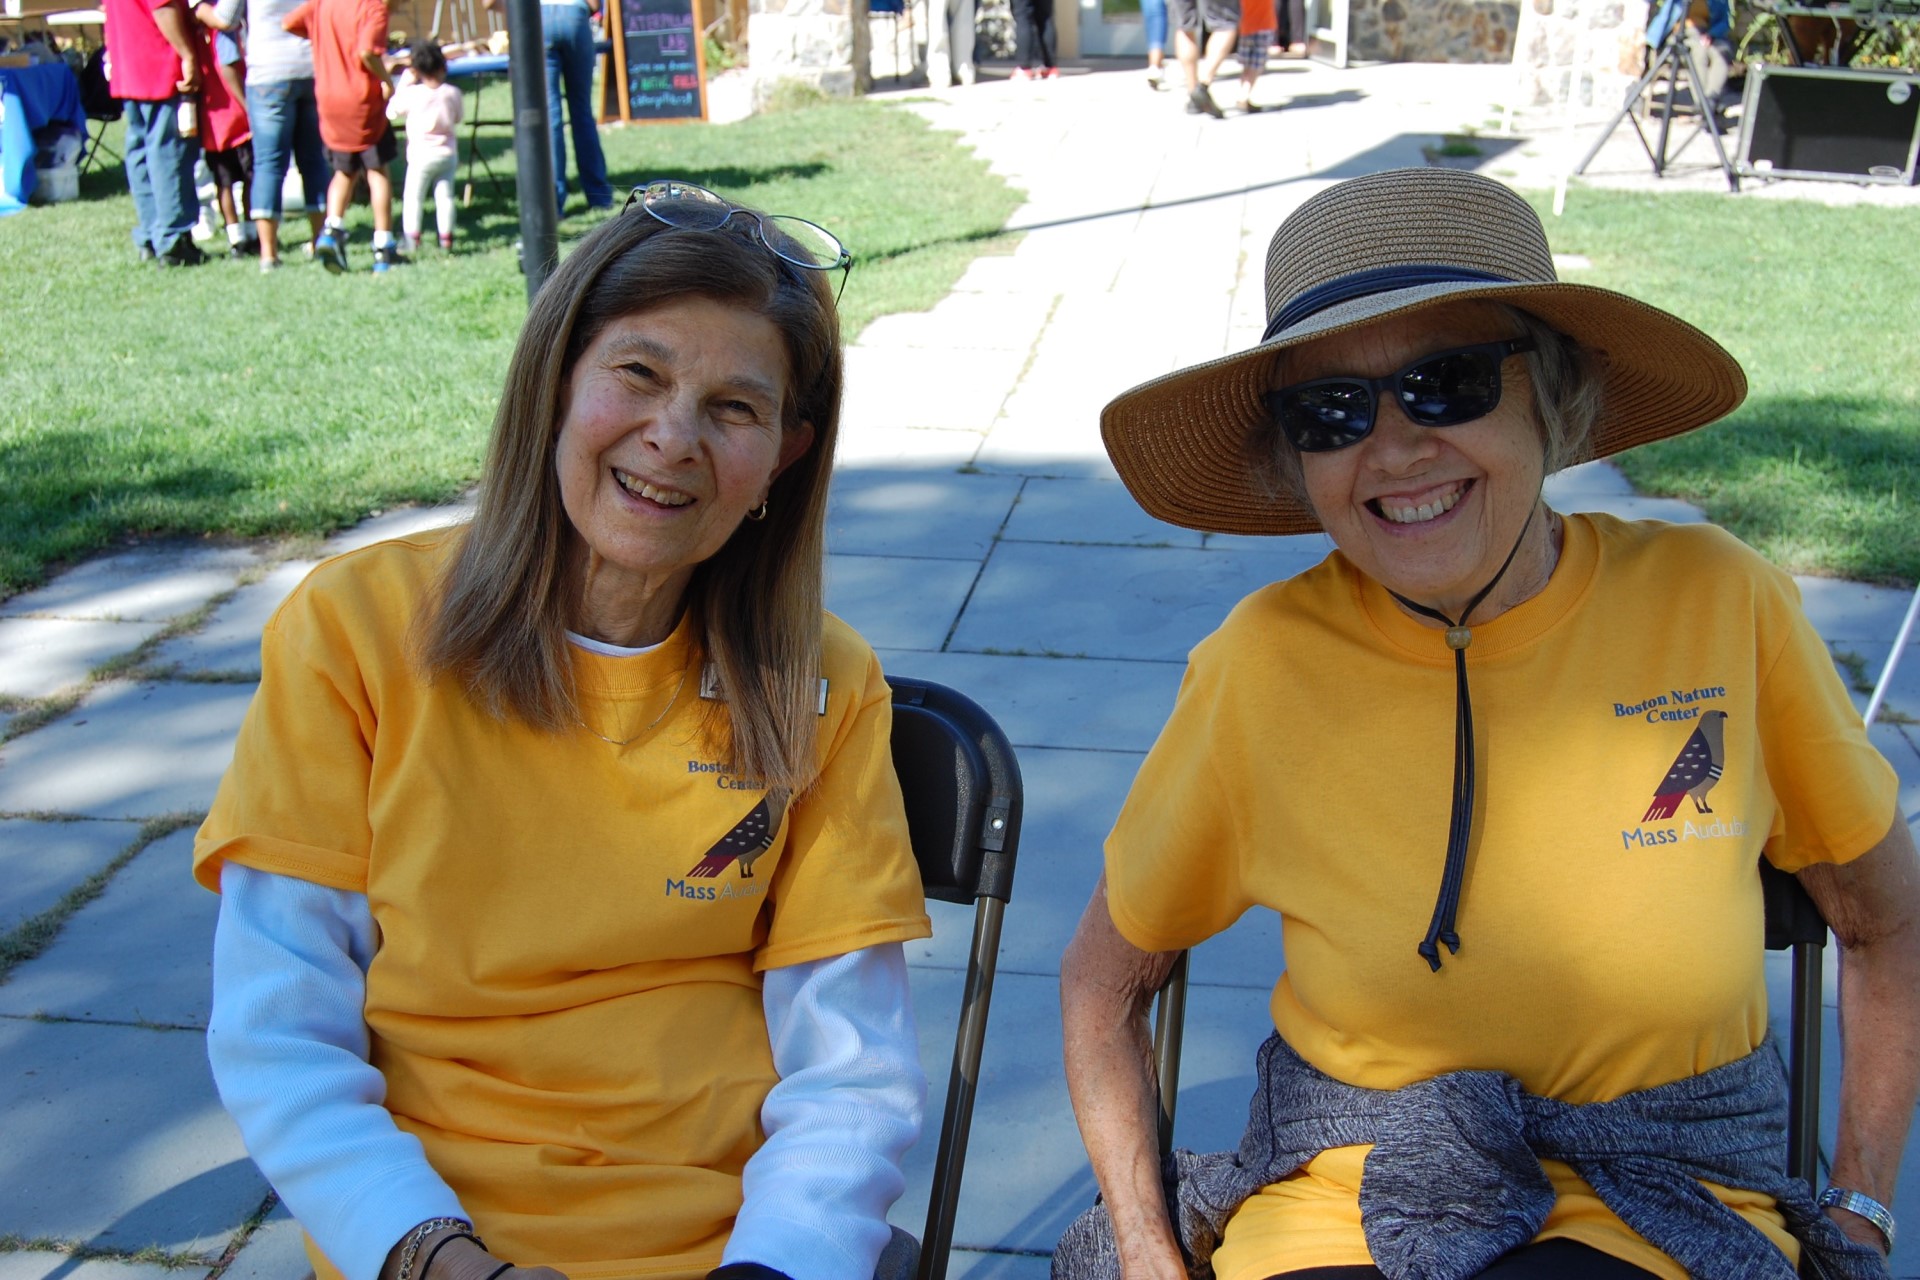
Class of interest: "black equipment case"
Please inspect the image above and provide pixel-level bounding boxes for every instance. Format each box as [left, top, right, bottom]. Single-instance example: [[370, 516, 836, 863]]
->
[[1736, 63, 1920, 184]]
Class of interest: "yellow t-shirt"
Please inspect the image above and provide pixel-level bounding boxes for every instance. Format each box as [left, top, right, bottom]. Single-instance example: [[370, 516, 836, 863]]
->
[[1103, 514, 1896, 1280], [194, 531, 932, 1280]]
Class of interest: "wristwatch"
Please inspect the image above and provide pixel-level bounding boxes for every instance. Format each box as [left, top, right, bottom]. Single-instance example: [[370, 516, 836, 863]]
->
[[1818, 1186, 1897, 1251]]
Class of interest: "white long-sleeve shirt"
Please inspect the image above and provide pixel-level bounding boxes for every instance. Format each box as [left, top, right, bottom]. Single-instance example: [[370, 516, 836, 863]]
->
[[208, 862, 924, 1280]]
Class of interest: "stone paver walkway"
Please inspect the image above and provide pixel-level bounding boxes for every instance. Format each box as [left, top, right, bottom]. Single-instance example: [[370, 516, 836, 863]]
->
[[3, 56, 1918, 1280]]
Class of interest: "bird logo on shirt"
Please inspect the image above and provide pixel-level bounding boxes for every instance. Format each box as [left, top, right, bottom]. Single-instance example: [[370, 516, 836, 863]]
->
[[1641, 711, 1728, 822], [685, 792, 791, 879]]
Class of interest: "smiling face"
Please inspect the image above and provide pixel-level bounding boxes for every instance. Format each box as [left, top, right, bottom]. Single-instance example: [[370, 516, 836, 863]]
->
[[1282, 302, 1552, 620], [554, 296, 814, 646]]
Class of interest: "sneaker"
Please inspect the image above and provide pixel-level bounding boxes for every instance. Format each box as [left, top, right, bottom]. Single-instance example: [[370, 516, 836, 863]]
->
[[372, 242, 410, 274], [159, 235, 208, 267], [229, 241, 252, 260], [1189, 82, 1224, 118], [1041, 66, 1061, 78], [260, 255, 283, 274], [137, 243, 157, 264], [1146, 66, 1165, 90], [1009, 66, 1034, 81], [315, 229, 348, 274], [439, 233, 454, 252]]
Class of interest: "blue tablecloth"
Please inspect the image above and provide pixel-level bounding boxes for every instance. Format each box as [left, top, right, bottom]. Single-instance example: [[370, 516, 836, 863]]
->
[[446, 52, 512, 78], [444, 41, 607, 81], [0, 61, 85, 216]]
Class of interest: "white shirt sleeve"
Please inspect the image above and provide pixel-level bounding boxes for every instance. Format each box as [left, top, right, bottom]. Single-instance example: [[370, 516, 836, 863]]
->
[[721, 944, 927, 1280], [207, 862, 466, 1280], [211, 865, 923, 1280]]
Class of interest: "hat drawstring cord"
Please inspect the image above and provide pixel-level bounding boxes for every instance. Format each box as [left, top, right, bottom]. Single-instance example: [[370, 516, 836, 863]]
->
[[1386, 502, 1538, 973]]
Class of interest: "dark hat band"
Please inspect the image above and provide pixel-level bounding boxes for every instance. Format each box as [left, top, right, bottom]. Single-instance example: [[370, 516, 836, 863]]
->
[[1262, 264, 1519, 342]]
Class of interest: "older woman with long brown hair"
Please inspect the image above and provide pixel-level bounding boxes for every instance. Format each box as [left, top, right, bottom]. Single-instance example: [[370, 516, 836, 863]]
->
[[194, 181, 931, 1280], [1055, 168, 1919, 1280]]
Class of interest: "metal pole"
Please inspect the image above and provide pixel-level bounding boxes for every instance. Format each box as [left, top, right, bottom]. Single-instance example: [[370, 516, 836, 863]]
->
[[1864, 583, 1920, 727], [504, 0, 559, 299]]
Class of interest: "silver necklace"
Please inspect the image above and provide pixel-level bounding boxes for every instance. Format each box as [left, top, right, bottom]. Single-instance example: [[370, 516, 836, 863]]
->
[[578, 664, 689, 749]]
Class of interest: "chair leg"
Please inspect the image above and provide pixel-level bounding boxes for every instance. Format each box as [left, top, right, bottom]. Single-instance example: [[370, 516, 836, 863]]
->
[[1786, 939, 1823, 1192], [1153, 951, 1190, 1164], [920, 897, 1005, 1280], [82, 124, 122, 174]]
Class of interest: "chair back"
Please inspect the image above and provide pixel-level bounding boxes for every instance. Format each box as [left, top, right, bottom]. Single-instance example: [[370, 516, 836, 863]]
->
[[1760, 858, 1828, 1191], [1153, 859, 1831, 1190], [887, 676, 1022, 1280]]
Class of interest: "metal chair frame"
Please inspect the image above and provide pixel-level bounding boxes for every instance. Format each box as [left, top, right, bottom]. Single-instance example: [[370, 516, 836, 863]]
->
[[885, 675, 1023, 1280], [78, 114, 121, 173], [1153, 859, 1829, 1194]]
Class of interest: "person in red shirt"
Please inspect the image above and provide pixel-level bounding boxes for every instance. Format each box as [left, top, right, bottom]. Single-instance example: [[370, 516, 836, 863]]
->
[[103, 0, 208, 265], [283, 0, 406, 272], [195, 19, 260, 258]]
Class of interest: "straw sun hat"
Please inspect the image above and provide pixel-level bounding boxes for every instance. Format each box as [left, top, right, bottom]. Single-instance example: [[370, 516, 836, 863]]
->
[[1100, 168, 1749, 537]]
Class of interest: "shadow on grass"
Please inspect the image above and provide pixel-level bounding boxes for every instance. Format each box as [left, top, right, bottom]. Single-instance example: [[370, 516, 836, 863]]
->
[[443, 139, 839, 251], [1617, 393, 1920, 585], [0, 428, 252, 595]]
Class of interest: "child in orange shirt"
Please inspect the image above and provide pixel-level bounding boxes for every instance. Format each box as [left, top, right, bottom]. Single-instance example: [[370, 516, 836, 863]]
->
[[1234, 0, 1275, 112], [283, 0, 407, 272]]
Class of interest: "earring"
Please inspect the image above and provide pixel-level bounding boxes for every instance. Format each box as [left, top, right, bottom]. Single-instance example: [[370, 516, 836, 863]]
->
[[745, 500, 770, 522]]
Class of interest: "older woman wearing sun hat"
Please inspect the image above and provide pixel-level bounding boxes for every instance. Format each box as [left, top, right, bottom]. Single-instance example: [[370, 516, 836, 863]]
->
[[1054, 167, 1920, 1280]]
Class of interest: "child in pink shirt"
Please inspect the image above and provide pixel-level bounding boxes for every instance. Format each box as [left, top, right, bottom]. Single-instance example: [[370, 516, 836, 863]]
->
[[386, 39, 462, 251]]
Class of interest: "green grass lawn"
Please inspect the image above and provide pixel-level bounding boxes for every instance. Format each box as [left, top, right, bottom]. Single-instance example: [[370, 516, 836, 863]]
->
[[0, 98, 1020, 599], [1531, 189, 1920, 586]]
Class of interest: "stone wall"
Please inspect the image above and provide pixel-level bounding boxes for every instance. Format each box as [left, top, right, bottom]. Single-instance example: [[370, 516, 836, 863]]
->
[[748, 0, 869, 101], [1510, 0, 1648, 113], [1346, 0, 1520, 62]]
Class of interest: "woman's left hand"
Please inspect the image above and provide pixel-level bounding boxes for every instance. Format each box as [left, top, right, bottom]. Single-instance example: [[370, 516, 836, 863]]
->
[[1823, 1205, 1891, 1258], [1798, 810, 1920, 1265], [430, 1236, 571, 1280]]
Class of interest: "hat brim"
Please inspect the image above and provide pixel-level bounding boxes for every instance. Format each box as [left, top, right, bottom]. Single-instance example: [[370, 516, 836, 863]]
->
[[1100, 280, 1748, 537]]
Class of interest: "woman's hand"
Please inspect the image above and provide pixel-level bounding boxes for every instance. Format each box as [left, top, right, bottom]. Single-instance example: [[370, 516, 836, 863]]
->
[[1060, 875, 1188, 1280], [1822, 1205, 1892, 1258], [384, 1230, 570, 1280]]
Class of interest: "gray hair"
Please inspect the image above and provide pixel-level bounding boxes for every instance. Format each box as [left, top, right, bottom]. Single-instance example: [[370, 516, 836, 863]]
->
[[1247, 304, 1602, 509]]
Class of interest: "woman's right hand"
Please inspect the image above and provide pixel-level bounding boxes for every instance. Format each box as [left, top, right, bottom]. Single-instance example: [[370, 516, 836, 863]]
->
[[1060, 875, 1189, 1279]]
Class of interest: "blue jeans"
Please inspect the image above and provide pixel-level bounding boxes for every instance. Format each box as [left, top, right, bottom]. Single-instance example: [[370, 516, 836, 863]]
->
[[543, 2, 612, 210], [123, 97, 200, 252], [245, 77, 329, 222], [1646, 0, 1728, 45], [1142, 0, 1168, 55]]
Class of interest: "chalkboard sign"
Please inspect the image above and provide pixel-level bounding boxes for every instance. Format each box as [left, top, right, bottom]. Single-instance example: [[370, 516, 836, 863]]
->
[[604, 0, 707, 123]]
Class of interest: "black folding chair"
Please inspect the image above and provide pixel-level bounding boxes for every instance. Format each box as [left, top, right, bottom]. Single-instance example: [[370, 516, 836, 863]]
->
[[885, 675, 1023, 1280], [76, 46, 122, 174], [1152, 859, 1831, 1193]]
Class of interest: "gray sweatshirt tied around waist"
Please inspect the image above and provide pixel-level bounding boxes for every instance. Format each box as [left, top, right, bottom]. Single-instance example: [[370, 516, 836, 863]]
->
[[1052, 1033, 1890, 1280]]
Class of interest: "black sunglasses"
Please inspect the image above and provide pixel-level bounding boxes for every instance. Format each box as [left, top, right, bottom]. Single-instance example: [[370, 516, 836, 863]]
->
[[625, 179, 853, 302], [1265, 337, 1536, 453]]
